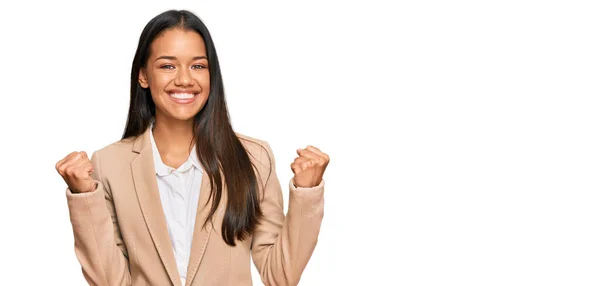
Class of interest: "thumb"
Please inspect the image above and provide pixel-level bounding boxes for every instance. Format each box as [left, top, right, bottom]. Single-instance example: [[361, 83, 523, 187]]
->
[[87, 165, 94, 176]]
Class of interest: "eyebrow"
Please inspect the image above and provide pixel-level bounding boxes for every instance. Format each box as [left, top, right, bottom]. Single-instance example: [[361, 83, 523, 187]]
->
[[155, 56, 208, 61]]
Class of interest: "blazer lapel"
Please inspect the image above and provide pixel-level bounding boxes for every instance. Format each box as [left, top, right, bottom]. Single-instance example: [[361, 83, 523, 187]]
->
[[185, 170, 213, 285], [131, 128, 181, 286]]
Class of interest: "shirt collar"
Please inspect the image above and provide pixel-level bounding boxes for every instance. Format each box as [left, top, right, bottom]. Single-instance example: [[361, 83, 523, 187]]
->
[[149, 122, 203, 176], [188, 145, 202, 171]]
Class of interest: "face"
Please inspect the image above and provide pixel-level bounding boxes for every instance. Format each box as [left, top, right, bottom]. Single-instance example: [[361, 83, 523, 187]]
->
[[139, 28, 210, 122]]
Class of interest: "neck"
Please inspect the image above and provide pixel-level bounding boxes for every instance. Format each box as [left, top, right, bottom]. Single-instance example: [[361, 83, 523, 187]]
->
[[152, 114, 195, 152]]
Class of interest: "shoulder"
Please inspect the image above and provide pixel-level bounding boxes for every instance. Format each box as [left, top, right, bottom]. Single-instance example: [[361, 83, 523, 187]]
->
[[236, 132, 265, 151], [91, 136, 138, 166], [97, 136, 136, 155], [235, 132, 274, 168]]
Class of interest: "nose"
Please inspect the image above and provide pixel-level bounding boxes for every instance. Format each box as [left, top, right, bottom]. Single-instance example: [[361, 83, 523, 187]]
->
[[174, 68, 193, 87]]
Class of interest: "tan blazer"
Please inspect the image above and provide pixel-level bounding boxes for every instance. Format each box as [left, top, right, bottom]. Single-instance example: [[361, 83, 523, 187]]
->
[[65, 127, 325, 286]]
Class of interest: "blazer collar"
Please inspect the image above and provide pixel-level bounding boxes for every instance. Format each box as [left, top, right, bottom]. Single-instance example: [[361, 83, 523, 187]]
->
[[130, 127, 213, 286]]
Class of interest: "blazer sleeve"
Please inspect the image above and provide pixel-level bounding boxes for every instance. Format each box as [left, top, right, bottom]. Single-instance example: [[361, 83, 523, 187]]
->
[[251, 141, 325, 286], [65, 151, 132, 286]]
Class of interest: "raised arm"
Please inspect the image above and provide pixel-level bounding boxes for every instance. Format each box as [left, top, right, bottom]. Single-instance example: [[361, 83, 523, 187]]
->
[[251, 142, 328, 286], [58, 151, 131, 286]]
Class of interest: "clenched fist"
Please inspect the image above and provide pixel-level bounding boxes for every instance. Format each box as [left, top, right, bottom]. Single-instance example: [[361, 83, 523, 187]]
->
[[292, 145, 330, 188], [56, 151, 97, 194]]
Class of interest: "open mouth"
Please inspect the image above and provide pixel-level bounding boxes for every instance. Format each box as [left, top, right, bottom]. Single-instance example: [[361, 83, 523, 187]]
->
[[168, 92, 198, 104]]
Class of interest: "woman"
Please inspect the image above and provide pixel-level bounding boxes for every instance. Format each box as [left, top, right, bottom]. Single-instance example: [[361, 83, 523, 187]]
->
[[55, 10, 329, 286]]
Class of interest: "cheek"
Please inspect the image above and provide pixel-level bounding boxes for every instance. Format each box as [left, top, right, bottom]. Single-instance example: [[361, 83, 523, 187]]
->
[[148, 75, 169, 98], [205, 81, 211, 94], [197, 73, 211, 92], [150, 73, 171, 89]]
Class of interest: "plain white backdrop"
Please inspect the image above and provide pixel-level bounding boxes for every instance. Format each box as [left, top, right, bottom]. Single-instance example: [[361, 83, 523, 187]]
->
[[0, 0, 599, 285]]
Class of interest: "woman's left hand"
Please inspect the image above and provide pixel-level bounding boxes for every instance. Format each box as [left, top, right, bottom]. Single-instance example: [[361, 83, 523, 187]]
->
[[291, 145, 330, 188]]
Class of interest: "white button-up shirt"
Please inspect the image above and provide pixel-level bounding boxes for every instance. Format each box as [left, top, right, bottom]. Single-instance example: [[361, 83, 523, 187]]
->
[[150, 129, 203, 285]]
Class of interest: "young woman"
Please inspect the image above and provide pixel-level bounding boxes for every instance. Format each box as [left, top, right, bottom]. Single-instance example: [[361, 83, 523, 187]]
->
[[55, 10, 329, 286]]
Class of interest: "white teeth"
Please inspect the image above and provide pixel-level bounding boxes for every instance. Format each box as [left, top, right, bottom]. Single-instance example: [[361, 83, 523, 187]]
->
[[170, 93, 195, 99]]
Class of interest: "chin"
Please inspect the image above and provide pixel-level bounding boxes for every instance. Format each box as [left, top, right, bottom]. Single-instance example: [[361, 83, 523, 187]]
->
[[170, 111, 200, 121], [155, 98, 208, 122]]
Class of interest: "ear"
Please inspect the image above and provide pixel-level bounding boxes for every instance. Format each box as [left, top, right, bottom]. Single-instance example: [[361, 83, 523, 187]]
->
[[138, 69, 149, 88]]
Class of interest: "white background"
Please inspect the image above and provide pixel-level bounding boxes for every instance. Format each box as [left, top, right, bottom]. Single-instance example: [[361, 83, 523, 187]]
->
[[0, 0, 598, 285]]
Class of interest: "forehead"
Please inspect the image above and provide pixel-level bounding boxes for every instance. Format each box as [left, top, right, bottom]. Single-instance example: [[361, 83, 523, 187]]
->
[[150, 28, 207, 57]]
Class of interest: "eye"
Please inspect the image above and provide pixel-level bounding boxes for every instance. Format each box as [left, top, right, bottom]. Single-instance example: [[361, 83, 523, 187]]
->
[[192, 64, 207, 70], [160, 64, 175, 70]]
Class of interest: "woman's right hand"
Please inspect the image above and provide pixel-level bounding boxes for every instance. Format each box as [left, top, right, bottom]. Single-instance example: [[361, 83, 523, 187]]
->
[[56, 151, 97, 194]]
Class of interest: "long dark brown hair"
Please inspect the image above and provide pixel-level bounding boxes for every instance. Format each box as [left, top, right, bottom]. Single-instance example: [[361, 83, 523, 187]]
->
[[122, 10, 264, 246]]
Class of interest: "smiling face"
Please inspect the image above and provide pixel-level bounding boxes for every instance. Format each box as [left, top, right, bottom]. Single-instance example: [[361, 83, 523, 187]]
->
[[138, 28, 210, 123]]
